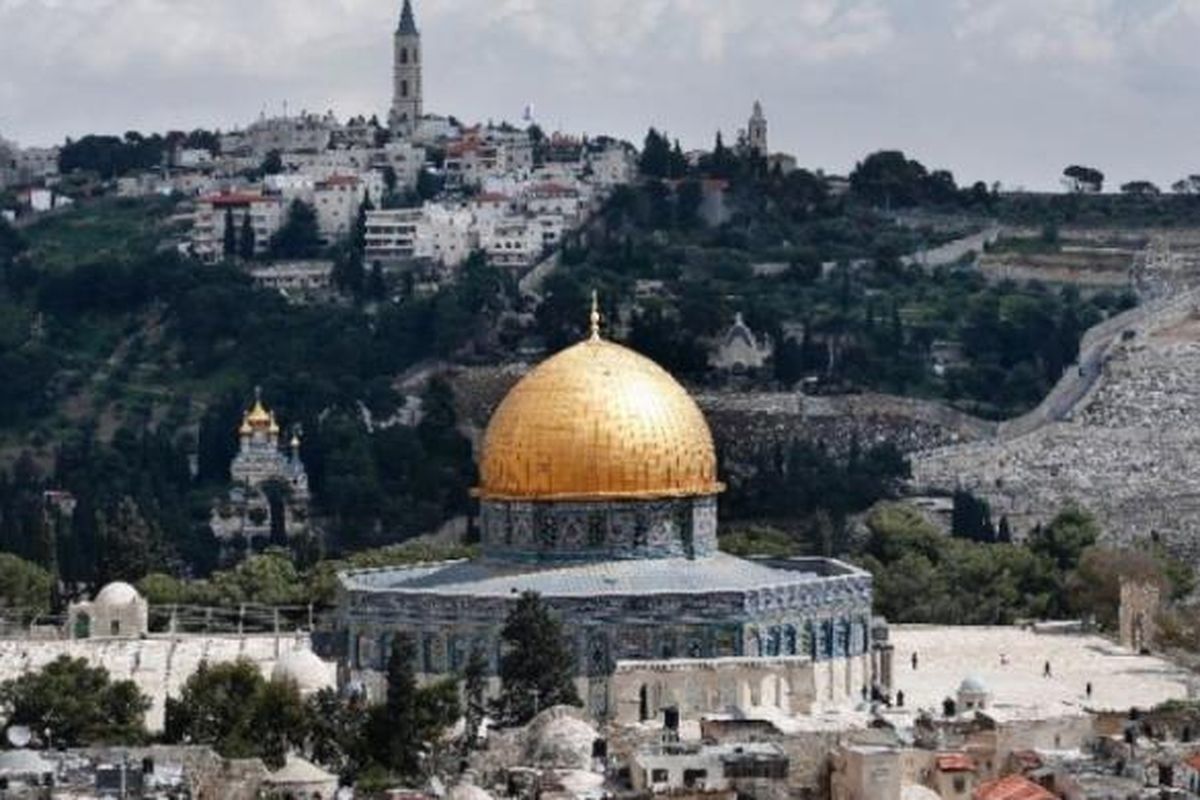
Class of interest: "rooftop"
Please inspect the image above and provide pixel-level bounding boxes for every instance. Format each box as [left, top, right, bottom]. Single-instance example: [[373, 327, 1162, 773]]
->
[[341, 552, 865, 600]]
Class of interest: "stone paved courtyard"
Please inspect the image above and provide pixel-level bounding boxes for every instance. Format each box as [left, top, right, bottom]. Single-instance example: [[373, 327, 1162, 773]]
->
[[889, 626, 1193, 720]]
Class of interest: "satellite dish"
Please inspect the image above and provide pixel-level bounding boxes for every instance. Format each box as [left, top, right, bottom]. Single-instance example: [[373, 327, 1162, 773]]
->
[[6, 726, 31, 748]]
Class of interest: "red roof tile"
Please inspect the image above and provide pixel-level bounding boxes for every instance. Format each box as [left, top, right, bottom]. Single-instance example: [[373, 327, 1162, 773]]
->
[[973, 775, 1055, 800]]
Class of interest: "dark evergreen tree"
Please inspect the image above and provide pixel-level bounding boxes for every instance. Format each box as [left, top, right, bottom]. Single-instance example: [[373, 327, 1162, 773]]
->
[[372, 635, 423, 777], [496, 591, 580, 725], [270, 199, 322, 259], [462, 644, 487, 752], [639, 128, 671, 179], [238, 212, 256, 261], [222, 207, 237, 260]]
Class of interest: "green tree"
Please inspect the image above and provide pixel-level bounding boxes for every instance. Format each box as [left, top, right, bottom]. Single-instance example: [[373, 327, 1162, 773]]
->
[[238, 212, 256, 261], [1029, 506, 1099, 571], [352, 194, 374, 254], [306, 688, 367, 777], [164, 659, 307, 766], [463, 644, 487, 752], [95, 497, 160, 584], [639, 128, 672, 179], [261, 150, 284, 176], [251, 676, 310, 769], [0, 656, 149, 746], [365, 636, 459, 779], [0, 553, 54, 614], [270, 199, 322, 259], [222, 207, 237, 260], [497, 592, 580, 725]]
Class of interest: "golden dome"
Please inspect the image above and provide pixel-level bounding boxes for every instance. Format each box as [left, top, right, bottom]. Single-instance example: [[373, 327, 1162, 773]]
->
[[245, 399, 272, 427], [478, 336, 723, 501]]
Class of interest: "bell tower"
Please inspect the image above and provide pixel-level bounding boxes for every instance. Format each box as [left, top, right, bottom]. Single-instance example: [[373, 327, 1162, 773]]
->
[[389, 0, 423, 137], [747, 101, 768, 157]]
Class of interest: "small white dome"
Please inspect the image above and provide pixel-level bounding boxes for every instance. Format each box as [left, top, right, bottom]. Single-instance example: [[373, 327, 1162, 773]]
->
[[901, 785, 942, 800], [272, 648, 335, 695], [959, 675, 989, 694], [265, 754, 336, 787], [446, 783, 494, 800], [94, 582, 141, 607], [526, 708, 599, 769]]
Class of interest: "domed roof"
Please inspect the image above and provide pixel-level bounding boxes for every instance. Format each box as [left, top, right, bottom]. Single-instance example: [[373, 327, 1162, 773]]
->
[[265, 754, 336, 787], [446, 783, 494, 800], [526, 709, 599, 769], [272, 648, 335, 694], [94, 582, 141, 607], [959, 675, 989, 694], [478, 324, 723, 501]]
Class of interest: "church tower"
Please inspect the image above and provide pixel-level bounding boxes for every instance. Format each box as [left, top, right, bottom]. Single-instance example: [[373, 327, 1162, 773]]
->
[[747, 101, 768, 157], [389, 0, 423, 137]]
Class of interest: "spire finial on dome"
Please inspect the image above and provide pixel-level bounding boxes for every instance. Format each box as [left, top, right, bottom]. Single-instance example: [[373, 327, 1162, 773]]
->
[[589, 290, 602, 340]]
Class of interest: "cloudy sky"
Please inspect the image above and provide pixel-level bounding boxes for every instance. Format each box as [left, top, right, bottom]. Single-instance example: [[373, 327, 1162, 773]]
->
[[2, 0, 1199, 190]]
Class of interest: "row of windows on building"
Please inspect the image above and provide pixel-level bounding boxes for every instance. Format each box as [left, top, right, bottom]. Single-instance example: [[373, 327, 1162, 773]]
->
[[350, 615, 870, 674]]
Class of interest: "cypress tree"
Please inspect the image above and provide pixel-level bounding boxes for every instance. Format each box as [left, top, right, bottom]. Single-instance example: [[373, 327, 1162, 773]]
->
[[497, 592, 580, 725], [222, 207, 237, 260], [238, 212, 256, 261]]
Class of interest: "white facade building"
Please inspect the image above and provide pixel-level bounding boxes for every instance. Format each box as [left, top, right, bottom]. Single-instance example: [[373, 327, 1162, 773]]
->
[[365, 208, 422, 261], [192, 192, 285, 263], [415, 204, 476, 268]]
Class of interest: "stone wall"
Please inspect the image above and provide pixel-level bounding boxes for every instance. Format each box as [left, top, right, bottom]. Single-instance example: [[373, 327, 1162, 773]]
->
[[1119, 580, 1161, 653], [608, 656, 818, 726]]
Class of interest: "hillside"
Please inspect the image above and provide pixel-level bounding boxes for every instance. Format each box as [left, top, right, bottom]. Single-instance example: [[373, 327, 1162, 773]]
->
[[5, 145, 1200, 581]]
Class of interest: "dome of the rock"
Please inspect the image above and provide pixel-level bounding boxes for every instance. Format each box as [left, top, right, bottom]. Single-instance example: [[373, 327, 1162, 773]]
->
[[478, 335, 722, 501]]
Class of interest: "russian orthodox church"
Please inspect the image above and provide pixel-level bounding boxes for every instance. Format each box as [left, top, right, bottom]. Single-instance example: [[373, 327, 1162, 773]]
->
[[336, 298, 887, 722], [709, 312, 774, 373], [210, 391, 311, 555], [389, 0, 423, 137]]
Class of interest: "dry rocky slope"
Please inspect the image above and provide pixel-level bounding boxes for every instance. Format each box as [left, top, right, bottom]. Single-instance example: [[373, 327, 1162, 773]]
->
[[914, 231, 1200, 558]]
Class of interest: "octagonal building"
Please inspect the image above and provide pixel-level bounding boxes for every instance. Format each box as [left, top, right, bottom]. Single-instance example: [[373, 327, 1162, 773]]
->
[[335, 307, 882, 721]]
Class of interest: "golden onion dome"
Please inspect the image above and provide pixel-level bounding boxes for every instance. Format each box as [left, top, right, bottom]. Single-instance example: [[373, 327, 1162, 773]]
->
[[478, 330, 723, 502], [245, 399, 272, 428]]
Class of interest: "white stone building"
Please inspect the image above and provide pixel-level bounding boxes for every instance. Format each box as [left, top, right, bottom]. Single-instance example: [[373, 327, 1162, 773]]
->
[[191, 192, 284, 263], [525, 182, 584, 221], [67, 582, 149, 640], [415, 203, 476, 268], [312, 173, 380, 243], [479, 217, 546, 269], [365, 207, 422, 261], [220, 112, 337, 159], [16, 146, 60, 183], [249, 261, 334, 298], [587, 142, 637, 187]]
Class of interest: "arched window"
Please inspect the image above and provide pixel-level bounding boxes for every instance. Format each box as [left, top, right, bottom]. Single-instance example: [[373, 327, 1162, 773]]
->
[[400, 47, 409, 64], [401, 80, 409, 98], [784, 625, 798, 656], [766, 626, 781, 657]]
